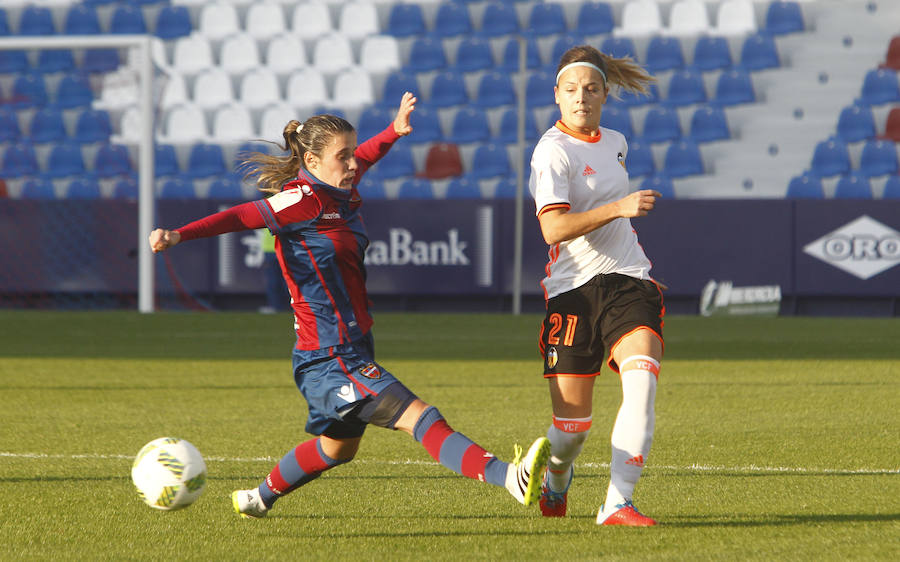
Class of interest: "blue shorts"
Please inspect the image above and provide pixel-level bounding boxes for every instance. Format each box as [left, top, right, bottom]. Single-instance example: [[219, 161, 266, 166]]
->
[[292, 333, 410, 438]]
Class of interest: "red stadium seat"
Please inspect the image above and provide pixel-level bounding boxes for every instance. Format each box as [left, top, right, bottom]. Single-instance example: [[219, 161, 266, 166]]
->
[[420, 143, 463, 179], [883, 107, 900, 142], [881, 35, 900, 70]]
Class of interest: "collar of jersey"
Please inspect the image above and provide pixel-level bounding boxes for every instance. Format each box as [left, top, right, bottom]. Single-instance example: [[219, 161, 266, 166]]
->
[[555, 120, 602, 143], [296, 168, 353, 200]]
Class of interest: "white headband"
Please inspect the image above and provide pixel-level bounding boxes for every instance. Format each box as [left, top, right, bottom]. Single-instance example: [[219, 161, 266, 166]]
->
[[556, 62, 607, 85]]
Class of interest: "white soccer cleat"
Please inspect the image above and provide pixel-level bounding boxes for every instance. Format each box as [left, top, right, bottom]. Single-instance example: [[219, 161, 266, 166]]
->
[[505, 437, 551, 506], [232, 489, 270, 519]]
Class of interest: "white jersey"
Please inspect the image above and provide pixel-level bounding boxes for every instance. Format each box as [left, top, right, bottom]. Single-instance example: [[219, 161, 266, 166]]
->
[[529, 122, 653, 300]]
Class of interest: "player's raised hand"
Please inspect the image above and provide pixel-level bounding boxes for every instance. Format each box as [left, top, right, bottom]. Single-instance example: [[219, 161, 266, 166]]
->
[[148, 228, 181, 253], [393, 91, 417, 136], [617, 189, 661, 218]]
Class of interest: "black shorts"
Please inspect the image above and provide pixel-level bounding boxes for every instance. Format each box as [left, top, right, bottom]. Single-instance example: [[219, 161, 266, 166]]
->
[[539, 273, 664, 377]]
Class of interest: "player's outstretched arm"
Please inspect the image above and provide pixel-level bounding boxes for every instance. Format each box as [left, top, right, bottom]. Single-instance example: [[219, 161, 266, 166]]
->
[[149, 228, 181, 253], [393, 91, 417, 137]]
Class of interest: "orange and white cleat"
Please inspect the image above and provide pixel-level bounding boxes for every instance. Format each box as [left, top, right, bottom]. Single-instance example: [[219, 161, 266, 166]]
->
[[596, 500, 658, 526]]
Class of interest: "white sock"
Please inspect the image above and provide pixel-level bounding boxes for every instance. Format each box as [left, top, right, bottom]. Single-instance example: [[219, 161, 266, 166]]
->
[[546, 416, 591, 492], [603, 355, 658, 512]]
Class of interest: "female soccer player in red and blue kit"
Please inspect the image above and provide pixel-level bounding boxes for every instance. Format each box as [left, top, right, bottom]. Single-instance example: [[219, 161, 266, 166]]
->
[[149, 93, 550, 519]]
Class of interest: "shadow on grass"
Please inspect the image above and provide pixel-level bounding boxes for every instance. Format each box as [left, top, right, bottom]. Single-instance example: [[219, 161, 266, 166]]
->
[[664, 512, 900, 528]]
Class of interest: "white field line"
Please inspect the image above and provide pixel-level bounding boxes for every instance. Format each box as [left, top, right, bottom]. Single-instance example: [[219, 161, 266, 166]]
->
[[1, 452, 897, 475]]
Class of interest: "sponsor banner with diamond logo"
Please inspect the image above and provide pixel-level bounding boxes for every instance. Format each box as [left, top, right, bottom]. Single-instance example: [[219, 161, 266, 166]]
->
[[803, 215, 900, 280]]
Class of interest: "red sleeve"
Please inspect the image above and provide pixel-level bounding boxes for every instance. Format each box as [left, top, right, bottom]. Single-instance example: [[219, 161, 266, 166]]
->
[[354, 125, 401, 180], [175, 201, 265, 242]]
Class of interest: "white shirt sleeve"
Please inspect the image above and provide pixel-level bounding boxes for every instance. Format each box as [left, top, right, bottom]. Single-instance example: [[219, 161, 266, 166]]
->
[[529, 138, 572, 216]]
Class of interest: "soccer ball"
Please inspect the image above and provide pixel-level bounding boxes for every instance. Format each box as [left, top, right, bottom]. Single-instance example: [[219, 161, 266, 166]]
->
[[131, 437, 207, 511]]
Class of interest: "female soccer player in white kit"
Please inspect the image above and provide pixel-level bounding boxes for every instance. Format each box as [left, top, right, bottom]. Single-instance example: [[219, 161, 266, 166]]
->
[[529, 45, 664, 526]]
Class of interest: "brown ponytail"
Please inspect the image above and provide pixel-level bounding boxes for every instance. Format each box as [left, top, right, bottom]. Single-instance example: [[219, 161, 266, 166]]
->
[[556, 45, 655, 98]]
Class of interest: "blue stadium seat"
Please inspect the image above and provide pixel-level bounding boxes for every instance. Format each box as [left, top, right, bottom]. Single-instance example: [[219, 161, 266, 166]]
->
[[19, 5, 55, 36], [28, 107, 67, 143], [526, 70, 556, 108], [1, 144, 38, 178], [407, 36, 447, 73], [187, 143, 226, 178], [641, 174, 675, 199], [430, 71, 469, 108], [434, 2, 472, 38], [381, 71, 420, 106], [0, 109, 20, 142], [21, 178, 56, 199], [54, 72, 93, 109], [689, 105, 730, 143], [858, 69, 900, 105], [0, 8, 9, 35], [0, 49, 28, 73], [550, 34, 585, 71], [397, 178, 434, 199], [475, 71, 516, 108], [882, 174, 900, 198], [112, 176, 138, 199], [11, 74, 48, 109], [525, 2, 567, 36], [641, 107, 682, 143], [493, 177, 518, 199], [665, 69, 707, 107], [45, 142, 86, 178], [600, 106, 634, 141], [387, 3, 425, 37], [356, 175, 386, 199], [208, 176, 243, 199], [786, 173, 824, 198], [858, 139, 899, 177], [73, 109, 112, 143], [576, 2, 614, 36], [155, 5, 192, 40], [455, 37, 494, 72], [155, 144, 180, 177], [82, 49, 120, 73], [94, 144, 132, 177], [645, 37, 685, 73], [449, 106, 491, 143], [470, 143, 511, 179], [833, 173, 872, 198], [764, 1, 804, 35], [810, 138, 851, 177], [739, 33, 780, 71], [692, 36, 732, 71], [110, 4, 147, 34], [64, 4, 101, 35], [501, 37, 542, 71], [601, 37, 638, 61], [446, 175, 483, 198], [408, 106, 443, 142], [159, 176, 197, 199], [663, 140, 704, 178], [836, 104, 876, 143], [371, 142, 415, 179], [479, 2, 519, 37], [66, 178, 101, 199], [713, 69, 755, 106], [497, 107, 539, 144], [36, 49, 75, 74], [617, 83, 660, 107], [624, 140, 655, 178], [357, 106, 392, 141]]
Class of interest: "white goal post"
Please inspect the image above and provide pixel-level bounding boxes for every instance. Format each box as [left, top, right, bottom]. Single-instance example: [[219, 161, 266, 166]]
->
[[0, 35, 156, 312]]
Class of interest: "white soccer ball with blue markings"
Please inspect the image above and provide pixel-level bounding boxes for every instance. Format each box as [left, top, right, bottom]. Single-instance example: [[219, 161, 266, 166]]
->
[[131, 437, 207, 511]]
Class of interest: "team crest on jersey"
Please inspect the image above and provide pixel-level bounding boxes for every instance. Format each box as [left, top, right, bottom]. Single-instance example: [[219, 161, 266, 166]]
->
[[617, 152, 626, 169], [359, 362, 381, 379], [546, 347, 558, 369], [582, 164, 596, 176]]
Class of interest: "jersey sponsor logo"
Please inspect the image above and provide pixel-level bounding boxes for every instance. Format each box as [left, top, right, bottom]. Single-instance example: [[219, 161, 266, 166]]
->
[[582, 164, 596, 176], [337, 384, 356, 403], [803, 215, 900, 280], [358, 362, 381, 379], [321, 212, 341, 220], [268, 187, 304, 212], [546, 346, 558, 369]]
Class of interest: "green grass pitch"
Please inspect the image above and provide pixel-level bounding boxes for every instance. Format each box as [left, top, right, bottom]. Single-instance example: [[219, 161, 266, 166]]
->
[[0, 311, 898, 561]]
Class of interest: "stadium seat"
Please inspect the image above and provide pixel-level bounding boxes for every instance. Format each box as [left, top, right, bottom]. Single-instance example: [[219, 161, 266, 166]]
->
[[360, 35, 401, 75], [220, 34, 261, 75], [470, 143, 511, 179], [212, 104, 255, 142], [163, 104, 207, 143], [835, 104, 876, 143], [198, 3, 239, 40], [380, 71, 420, 107], [497, 108, 540, 144], [526, 71, 556, 108], [479, 2, 519, 37], [172, 35, 214, 76], [714, 0, 757, 36], [434, 2, 472, 38], [109, 4, 147, 34], [312, 33, 355, 73], [155, 5, 192, 40], [332, 67, 375, 110], [155, 144, 180, 177], [82, 48, 120, 74], [28, 107, 66, 143], [858, 139, 899, 177], [286, 68, 328, 109], [663, 139, 704, 178], [645, 37, 685, 73], [371, 143, 415, 179], [493, 177, 518, 199], [859, 69, 900, 105], [713, 69, 755, 106], [882, 174, 900, 198], [409, 106, 443, 143], [475, 71, 516, 108], [397, 178, 434, 199], [551, 34, 586, 69], [291, 1, 333, 38], [455, 37, 494, 72], [501, 37, 542, 71], [187, 144, 227, 178], [624, 140, 655, 178], [407, 36, 447, 73], [45, 142, 86, 178], [883, 107, 900, 142], [764, 1, 804, 35], [0, 8, 8, 36], [882, 36, 900, 71], [159, 176, 197, 199], [73, 109, 112, 144], [356, 175, 386, 199], [692, 36, 733, 72], [665, 69, 707, 106], [785, 173, 824, 198], [64, 4, 101, 35], [833, 173, 872, 198], [525, 2, 567, 37], [93, 143, 132, 177], [36, 49, 75, 74], [641, 174, 676, 199], [66, 178, 101, 199], [21, 178, 56, 199], [429, 71, 469, 108], [667, 0, 711, 36], [618, 83, 662, 107], [112, 177, 138, 199], [11, 74, 48, 109], [193, 68, 235, 109], [266, 33, 308, 75], [0, 49, 28, 74], [246, 2, 286, 39], [208, 176, 243, 199], [810, 138, 851, 177], [387, 3, 425, 38], [19, 5, 55, 36], [614, 0, 662, 37], [420, 143, 463, 179], [599, 107, 634, 141], [576, 2, 614, 36], [446, 175, 483, 198], [357, 106, 392, 142], [0, 109, 20, 143], [739, 33, 780, 71], [689, 105, 730, 143], [159, 72, 189, 110], [600, 37, 638, 62], [449, 106, 491, 143], [240, 68, 281, 110], [641, 107, 682, 143]]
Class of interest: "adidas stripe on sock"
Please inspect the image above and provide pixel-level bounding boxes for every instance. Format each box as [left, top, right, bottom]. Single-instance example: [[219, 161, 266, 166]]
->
[[259, 438, 348, 507]]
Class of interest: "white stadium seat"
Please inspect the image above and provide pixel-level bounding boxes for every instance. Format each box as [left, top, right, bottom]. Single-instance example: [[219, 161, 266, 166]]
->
[[714, 0, 758, 36], [258, 102, 298, 140], [338, 1, 380, 40], [265, 33, 308, 75], [245, 2, 287, 39], [212, 103, 255, 142], [312, 33, 354, 73], [171, 34, 214, 75], [614, 0, 663, 37], [285, 67, 328, 109], [162, 104, 208, 143], [194, 68, 235, 109], [198, 2, 241, 40], [667, 0, 711, 37], [359, 35, 401, 75], [220, 33, 262, 75], [239, 67, 282, 109], [290, 1, 333, 38], [331, 66, 375, 109]]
